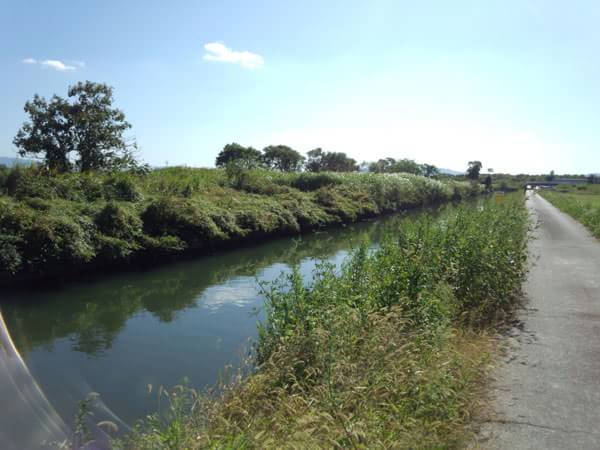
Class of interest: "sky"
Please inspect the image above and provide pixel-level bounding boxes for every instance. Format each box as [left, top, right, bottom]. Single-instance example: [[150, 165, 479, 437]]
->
[[1, 0, 600, 174]]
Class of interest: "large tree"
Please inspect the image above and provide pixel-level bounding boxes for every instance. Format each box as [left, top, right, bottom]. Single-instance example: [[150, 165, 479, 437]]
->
[[306, 148, 358, 172], [14, 81, 135, 172], [466, 161, 482, 180], [215, 143, 262, 169], [262, 145, 305, 172]]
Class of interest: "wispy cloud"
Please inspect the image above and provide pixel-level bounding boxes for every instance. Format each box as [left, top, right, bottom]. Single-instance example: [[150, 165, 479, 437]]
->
[[203, 42, 264, 69], [66, 60, 86, 68], [21, 58, 82, 71], [41, 60, 76, 71]]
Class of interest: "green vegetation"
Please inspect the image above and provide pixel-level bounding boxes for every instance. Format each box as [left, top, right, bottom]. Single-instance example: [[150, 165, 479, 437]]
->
[[369, 157, 437, 176], [0, 165, 481, 284], [115, 196, 528, 449], [466, 160, 482, 180], [540, 185, 600, 237], [13, 81, 144, 173]]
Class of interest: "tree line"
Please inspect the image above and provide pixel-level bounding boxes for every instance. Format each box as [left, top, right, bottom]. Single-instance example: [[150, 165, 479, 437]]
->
[[215, 144, 360, 173], [215, 144, 453, 176]]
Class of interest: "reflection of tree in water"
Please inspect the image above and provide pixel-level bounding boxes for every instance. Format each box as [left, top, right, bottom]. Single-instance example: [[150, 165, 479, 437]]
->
[[0, 208, 451, 356]]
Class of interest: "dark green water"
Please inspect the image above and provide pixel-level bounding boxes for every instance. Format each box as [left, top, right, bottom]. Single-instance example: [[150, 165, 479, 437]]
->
[[0, 207, 447, 427]]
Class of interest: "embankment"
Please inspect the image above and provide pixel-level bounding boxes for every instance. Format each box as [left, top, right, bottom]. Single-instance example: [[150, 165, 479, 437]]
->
[[0, 166, 481, 286]]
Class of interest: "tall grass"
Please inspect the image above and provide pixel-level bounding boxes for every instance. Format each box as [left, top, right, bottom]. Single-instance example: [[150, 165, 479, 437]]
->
[[0, 166, 482, 284], [540, 188, 600, 237], [115, 196, 529, 449]]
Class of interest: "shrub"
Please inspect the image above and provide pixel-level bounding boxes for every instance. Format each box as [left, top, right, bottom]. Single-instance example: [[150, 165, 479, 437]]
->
[[4, 166, 54, 199], [20, 215, 96, 273], [0, 234, 22, 274], [288, 172, 342, 191], [103, 173, 143, 202], [141, 197, 225, 247], [95, 202, 142, 240], [95, 235, 140, 260]]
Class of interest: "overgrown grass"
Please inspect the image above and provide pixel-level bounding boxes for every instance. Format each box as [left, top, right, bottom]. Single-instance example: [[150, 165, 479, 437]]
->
[[540, 186, 600, 237], [0, 165, 482, 284], [113, 196, 528, 449]]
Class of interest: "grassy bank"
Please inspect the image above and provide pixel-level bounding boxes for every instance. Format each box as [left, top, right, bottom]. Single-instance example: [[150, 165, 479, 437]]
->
[[539, 185, 600, 237], [115, 196, 528, 449], [0, 166, 481, 285]]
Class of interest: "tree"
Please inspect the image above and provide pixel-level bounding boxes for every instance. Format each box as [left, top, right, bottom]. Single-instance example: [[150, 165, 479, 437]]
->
[[215, 143, 262, 169], [14, 81, 135, 172], [262, 145, 305, 172], [421, 163, 439, 177], [545, 170, 555, 182], [369, 157, 430, 175], [466, 161, 482, 180], [369, 158, 395, 173], [390, 158, 422, 175], [306, 148, 358, 172], [482, 174, 493, 191]]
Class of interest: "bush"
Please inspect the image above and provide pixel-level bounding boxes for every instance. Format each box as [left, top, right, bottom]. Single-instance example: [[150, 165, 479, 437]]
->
[[95, 202, 142, 240], [141, 197, 225, 247], [4, 166, 54, 199], [103, 173, 143, 202], [20, 215, 96, 273], [0, 234, 22, 274], [288, 172, 342, 191]]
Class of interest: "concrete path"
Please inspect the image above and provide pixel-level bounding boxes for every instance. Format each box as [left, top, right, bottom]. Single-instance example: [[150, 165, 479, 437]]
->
[[480, 192, 600, 449]]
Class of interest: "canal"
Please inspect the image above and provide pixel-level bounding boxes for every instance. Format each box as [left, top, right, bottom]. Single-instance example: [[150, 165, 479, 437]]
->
[[0, 203, 455, 430]]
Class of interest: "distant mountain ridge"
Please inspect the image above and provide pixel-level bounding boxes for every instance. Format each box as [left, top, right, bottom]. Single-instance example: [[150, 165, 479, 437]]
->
[[0, 156, 38, 167]]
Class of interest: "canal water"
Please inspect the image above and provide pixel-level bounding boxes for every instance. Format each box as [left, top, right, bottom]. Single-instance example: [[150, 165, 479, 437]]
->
[[0, 205, 450, 428]]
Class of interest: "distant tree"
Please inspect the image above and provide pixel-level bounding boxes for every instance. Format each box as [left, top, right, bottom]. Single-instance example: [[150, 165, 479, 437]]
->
[[545, 170, 555, 182], [369, 158, 395, 173], [262, 145, 305, 172], [391, 158, 422, 175], [482, 174, 493, 191], [421, 163, 439, 177], [14, 81, 136, 172], [369, 158, 428, 175], [306, 148, 358, 172], [215, 143, 262, 169], [466, 161, 482, 180], [588, 174, 599, 184]]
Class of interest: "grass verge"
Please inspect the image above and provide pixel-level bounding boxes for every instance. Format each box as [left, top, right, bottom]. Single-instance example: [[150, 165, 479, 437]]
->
[[112, 196, 528, 449], [539, 186, 600, 237]]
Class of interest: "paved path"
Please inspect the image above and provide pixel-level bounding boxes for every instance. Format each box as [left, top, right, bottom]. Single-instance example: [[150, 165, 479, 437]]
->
[[481, 192, 600, 449]]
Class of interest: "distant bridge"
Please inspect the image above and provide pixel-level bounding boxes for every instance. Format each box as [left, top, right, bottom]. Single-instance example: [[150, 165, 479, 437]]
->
[[526, 179, 587, 187]]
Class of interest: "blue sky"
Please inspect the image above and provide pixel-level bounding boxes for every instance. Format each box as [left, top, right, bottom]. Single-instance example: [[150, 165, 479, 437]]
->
[[1, 0, 600, 174]]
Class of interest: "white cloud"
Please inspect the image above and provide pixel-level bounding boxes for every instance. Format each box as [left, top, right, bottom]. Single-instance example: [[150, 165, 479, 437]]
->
[[22, 58, 81, 71], [41, 60, 76, 71], [203, 41, 264, 69]]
